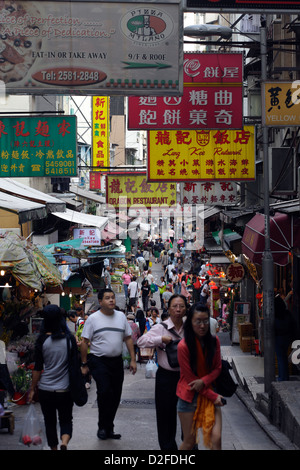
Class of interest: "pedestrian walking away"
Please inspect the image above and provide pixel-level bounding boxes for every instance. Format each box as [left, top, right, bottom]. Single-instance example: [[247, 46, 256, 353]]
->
[[128, 276, 139, 314], [122, 267, 132, 299], [80, 289, 137, 440], [137, 294, 187, 450], [176, 303, 224, 450], [28, 305, 76, 451], [103, 266, 112, 289]]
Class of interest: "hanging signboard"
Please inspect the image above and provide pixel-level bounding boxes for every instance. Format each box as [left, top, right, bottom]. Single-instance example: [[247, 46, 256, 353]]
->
[[0, 115, 77, 177], [147, 126, 255, 182], [74, 228, 101, 246], [0, 0, 183, 96], [106, 172, 176, 208], [180, 181, 238, 206], [89, 171, 101, 190], [183, 0, 300, 13], [92, 97, 110, 169], [263, 81, 300, 127], [128, 52, 243, 130]]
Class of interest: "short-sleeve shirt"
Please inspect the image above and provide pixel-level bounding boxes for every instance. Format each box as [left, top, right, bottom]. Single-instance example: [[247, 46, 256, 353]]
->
[[81, 309, 132, 357]]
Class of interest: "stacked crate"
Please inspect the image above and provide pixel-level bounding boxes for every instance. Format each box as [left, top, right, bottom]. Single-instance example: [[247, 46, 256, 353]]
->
[[239, 322, 254, 352]]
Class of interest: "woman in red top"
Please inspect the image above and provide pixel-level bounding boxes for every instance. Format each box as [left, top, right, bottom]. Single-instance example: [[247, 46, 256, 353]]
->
[[176, 304, 224, 450]]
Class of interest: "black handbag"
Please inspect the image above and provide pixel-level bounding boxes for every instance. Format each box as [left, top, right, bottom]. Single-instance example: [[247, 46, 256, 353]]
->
[[161, 323, 182, 368], [215, 359, 238, 397], [66, 335, 88, 407]]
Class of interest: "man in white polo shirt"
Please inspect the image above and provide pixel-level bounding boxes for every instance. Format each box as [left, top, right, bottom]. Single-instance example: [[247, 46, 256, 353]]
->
[[80, 288, 137, 440]]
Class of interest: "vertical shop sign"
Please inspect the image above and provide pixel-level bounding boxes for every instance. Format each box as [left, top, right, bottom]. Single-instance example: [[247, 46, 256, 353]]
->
[[89, 171, 101, 190], [92, 96, 110, 169]]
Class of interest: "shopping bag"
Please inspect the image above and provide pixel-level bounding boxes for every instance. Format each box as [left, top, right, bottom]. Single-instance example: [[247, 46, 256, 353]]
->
[[145, 359, 158, 378], [20, 404, 43, 447]]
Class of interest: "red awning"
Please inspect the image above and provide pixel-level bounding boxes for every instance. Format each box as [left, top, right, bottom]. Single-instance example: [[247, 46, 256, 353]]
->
[[242, 212, 300, 266]]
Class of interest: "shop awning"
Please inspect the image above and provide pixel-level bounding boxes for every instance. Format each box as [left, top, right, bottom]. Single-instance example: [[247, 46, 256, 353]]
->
[[0, 178, 66, 213], [101, 222, 126, 242], [69, 184, 106, 204], [0, 192, 47, 224], [242, 212, 300, 266], [52, 208, 108, 231]]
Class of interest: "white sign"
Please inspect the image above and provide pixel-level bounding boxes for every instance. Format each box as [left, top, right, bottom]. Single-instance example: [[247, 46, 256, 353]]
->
[[180, 181, 238, 206], [0, 0, 183, 96], [74, 228, 101, 246]]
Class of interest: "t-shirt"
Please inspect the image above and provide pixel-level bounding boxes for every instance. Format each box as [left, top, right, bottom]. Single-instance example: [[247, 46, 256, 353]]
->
[[36, 336, 70, 391], [162, 290, 173, 306], [81, 309, 132, 357], [128, 281, 139, 298], [141, 284, 151, 298]]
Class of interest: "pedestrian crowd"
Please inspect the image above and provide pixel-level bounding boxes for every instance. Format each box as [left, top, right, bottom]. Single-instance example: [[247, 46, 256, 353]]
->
[[26, 233, 233, 451]]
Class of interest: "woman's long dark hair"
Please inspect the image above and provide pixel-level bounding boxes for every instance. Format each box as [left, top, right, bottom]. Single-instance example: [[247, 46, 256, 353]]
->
[[184, 303, 216, 375]]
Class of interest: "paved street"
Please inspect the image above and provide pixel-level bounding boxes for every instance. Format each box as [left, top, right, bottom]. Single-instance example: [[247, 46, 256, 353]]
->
[[0, 256, 282, 453]]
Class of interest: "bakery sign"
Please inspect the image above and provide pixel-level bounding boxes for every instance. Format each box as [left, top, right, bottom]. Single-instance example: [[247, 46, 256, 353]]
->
[[0, 0, 182, 96], [0, 115, 77, 177], [147, 126, 255, 182], [128, 52, 243, 130]]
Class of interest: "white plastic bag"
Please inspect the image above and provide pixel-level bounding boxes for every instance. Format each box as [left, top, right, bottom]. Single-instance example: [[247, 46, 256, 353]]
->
[[20, 404, 43, 447], [145, 359, 158, 378]]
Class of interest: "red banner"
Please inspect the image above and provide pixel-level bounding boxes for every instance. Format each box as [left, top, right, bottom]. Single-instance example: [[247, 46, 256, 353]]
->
[[128, 52, 243, 130]]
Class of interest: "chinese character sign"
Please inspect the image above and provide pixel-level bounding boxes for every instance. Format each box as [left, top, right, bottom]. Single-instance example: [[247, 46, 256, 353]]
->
[[180, 181, 238, 206], [128, 52, 243, 130], [89, 171, 101, 190], [106, 173, 177, 208], [74, 228, 101, 246], [147, 126, 255, 181], [92, 96, 110, 169], [263, 82, 300, 126], [0, 116, 77, 177]]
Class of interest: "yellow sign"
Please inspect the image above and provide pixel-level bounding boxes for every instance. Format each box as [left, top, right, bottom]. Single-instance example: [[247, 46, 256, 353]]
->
[[92, 97, 110, 169], [147, 126, 255, 181], [106, 173, 177, 208], [263, 81, 300, 126]]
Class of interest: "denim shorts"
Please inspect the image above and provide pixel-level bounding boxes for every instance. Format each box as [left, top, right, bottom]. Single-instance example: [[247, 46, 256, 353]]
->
[[177, 394, 198, 413]]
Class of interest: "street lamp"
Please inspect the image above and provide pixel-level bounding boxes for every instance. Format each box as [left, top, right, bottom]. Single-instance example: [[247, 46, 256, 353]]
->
[[184, 24, 232, 40]]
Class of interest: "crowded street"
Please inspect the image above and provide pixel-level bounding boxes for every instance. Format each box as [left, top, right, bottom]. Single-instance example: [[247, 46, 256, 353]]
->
[[0, 253, 294, 452], [0, 1, 300, 457]]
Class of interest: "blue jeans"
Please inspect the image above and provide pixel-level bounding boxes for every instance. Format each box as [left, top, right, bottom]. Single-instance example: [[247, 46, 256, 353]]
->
[[124, 284, 129, 298]]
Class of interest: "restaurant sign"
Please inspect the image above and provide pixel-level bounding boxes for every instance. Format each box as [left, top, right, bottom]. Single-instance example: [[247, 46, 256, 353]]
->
[[0, 0, 182, 96], [147, 126, 255, 182], [0, 115, 77, 177], [106, 172, 176, 208]]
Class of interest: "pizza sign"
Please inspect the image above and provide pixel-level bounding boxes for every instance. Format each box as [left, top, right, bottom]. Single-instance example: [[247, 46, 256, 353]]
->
[[0, 0, 182, 95]]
